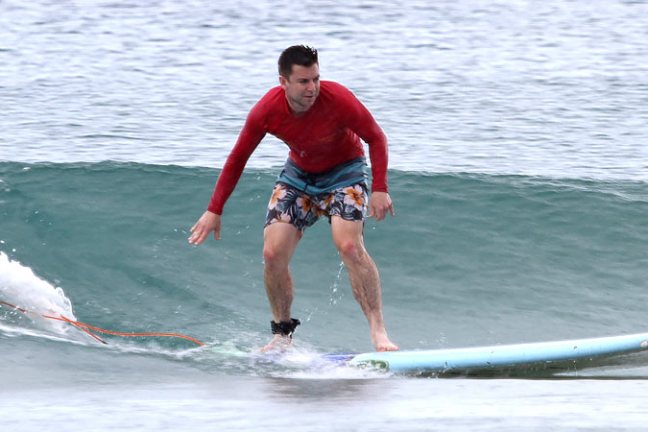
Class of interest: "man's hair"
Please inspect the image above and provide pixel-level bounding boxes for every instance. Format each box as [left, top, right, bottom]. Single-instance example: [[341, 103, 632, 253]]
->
[[278, 45, 318, 78]]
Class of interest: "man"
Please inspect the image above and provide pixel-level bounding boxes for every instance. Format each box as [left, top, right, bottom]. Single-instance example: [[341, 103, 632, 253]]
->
[[189, 45, 398, 352]]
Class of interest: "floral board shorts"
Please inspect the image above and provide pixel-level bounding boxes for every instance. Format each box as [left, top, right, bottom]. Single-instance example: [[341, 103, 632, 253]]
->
[[265, 182, 368, 232]]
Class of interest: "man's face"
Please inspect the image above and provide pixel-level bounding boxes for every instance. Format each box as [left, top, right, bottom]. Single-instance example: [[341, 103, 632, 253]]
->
[[280, 63, 320, 114]]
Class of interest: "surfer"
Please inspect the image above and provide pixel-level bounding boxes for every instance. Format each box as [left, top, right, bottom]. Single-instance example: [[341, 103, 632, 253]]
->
[[189, 45, 398, 352]]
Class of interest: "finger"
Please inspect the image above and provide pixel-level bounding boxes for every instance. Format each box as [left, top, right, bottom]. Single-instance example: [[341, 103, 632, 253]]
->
[[188, 223, 200, 239], [188, 228, 205, 245]]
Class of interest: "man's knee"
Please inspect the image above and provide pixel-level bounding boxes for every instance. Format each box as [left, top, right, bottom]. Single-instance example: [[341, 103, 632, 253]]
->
[[335, 238, 364, 262], [263, 224, 301, 267], [263, 242, 285, 267]]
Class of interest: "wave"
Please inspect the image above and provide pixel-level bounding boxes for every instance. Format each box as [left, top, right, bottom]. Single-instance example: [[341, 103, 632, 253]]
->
[[1, 161, 647, 361]]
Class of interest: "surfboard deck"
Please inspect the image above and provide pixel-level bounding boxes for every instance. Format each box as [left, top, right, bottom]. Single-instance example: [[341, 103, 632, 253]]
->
[[326, 332, 648, 375]]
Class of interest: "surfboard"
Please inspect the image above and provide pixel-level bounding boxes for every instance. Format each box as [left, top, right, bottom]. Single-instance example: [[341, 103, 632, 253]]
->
[[325, 332, 648, 375]]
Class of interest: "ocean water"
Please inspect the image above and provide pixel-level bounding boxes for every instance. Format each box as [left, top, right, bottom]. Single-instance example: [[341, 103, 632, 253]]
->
[[2, 0, 648, 431]]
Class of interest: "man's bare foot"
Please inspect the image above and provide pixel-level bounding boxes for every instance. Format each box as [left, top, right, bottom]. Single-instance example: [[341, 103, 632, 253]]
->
[[373, 331, 399, 352], [260, 334, 293, 353]]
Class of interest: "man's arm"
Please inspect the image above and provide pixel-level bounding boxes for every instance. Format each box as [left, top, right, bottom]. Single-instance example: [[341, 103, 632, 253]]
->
[[207, 109, 267, 215], [188, 102, 267, 244], [341, 87, 393, 220]]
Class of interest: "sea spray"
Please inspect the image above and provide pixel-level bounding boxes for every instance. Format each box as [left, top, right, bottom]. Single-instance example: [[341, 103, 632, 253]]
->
[[0, 252, 78, 337]]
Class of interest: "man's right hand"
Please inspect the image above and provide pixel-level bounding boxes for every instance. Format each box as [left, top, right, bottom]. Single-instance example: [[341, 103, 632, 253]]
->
[[188, 211, 221, 245]]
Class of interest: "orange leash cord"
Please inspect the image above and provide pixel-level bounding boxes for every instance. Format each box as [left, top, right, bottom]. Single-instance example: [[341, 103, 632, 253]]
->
[[0, 300, 205, 347]]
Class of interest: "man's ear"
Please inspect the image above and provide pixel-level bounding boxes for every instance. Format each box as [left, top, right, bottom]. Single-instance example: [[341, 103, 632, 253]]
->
[[279, 75, 288, 89]]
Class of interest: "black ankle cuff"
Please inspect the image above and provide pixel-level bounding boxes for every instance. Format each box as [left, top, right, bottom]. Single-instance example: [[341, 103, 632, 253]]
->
[[271, 318, 301, 337]]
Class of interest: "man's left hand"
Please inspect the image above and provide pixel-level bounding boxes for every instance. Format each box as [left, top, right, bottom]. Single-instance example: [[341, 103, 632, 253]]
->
[[368, 191, 395, 221]]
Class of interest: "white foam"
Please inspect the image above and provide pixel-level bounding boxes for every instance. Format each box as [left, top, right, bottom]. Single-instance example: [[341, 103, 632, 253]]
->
[[258, 345, 391, 380], [0, 252, 79, 337]]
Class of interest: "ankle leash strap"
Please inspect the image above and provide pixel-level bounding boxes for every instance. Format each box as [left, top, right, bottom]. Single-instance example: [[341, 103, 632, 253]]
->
[[271, 318, 301, 337]]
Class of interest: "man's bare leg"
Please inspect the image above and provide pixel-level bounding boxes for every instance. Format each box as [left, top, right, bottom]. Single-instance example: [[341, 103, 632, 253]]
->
[[261, 222, 302, 352], [331, 217, 399, 352]]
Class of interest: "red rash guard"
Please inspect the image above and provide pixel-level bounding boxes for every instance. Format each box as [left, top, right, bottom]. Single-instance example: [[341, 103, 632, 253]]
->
[[207, 80, 388, 215]]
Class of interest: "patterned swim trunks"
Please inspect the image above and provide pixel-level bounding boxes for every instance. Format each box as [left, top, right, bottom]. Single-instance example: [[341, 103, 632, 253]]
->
[[265, 182, 368, 231]]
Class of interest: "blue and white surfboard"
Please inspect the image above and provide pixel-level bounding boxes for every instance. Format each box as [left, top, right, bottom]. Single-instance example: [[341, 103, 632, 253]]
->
[[326, 332, 648, 375]]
